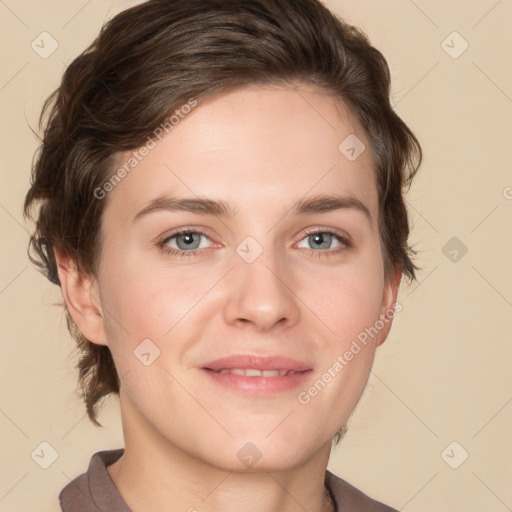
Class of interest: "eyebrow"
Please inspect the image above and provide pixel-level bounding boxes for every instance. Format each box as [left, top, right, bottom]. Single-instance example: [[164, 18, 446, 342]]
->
[[132, 193, 372, 223]]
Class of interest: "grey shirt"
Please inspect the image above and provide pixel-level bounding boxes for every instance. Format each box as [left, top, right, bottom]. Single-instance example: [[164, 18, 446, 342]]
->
[[59, 449, 398, 512]]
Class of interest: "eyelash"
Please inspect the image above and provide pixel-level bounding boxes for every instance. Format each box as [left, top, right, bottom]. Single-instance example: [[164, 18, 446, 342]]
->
[[157, 228, 351, 259]]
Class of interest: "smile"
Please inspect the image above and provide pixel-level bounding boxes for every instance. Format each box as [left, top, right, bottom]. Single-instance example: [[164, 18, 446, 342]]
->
[[210, 368, 301, 376]]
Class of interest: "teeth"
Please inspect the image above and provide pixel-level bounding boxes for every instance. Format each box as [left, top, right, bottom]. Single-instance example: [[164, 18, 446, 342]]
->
[[214, 368, 297, 377]]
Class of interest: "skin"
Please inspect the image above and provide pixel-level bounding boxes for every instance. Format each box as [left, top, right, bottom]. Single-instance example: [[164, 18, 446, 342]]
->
[[56, 83, 401, 512]]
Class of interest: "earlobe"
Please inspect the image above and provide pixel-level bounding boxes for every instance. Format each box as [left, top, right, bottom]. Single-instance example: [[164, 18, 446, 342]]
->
[[375, 267, 402, 347], [54, 246, 108, 346]]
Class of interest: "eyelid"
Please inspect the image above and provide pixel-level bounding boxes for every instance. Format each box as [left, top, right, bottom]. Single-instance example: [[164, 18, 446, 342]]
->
[[157, 225, 352, 261], [296, 226, 352, 246], [158, 226, 350, 247], [158, 226, 217, 245]]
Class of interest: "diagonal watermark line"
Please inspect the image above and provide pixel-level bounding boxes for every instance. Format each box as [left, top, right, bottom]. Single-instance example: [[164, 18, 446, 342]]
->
[[201, 471, 233, 502], [0, 0, 29, 28], [400, 472, 439, 510], [472, 61, 512, 104], [164, 163, 234, 234], [406, 265, 438, 297], [96, 299, 131, 336], [470, 204, 499, 233], [0, 266, 28, 296], [407, 0, 439, 28], [393, 62, 439, 108], [61, 0, 93, 29], [61, 268, 132, 337], [471, 265, 512, 307], [471, 396, 512, 439], [265, 410, 294, 438], [372, 371, 439, 438], [98, 77, 114, 95], [61, 413, 87, 440], [164, 267, 234, 336], [266, 164, 337, 234], [0, 203, 30, 234], [0, 409, 29, 439], [0, 472, 29, 502], [0, 62, 29, 93], [472, 471, 511, 510], [101, 3, 118, 26], [472, 0, 502, 29], [410, 215, 419, 231], [293, 88, 336, 130], [406, 200, 439, 233], [264, 264, 336, 335], [51, 260, 131, 337], [61, 470, 109, 511], [81, 102, 103, 125], [116, 368, 133, 389], [163, 368, 234, 438], [265, 472, 309, 512]]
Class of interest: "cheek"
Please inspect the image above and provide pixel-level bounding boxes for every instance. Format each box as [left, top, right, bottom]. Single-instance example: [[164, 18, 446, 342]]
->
[[98, 260, 225, 371], [97, 269, 195, 409], [295, 248, 385, 402], [97, 264, 178, 351], [295, 268, 383, 429], [300, 254, 385, 345]]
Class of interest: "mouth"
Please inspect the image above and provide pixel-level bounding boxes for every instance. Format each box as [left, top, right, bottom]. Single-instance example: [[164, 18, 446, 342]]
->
[[201, 354, 313, 394], [206, 368, 302, 377], [202, 354, 312, 372]]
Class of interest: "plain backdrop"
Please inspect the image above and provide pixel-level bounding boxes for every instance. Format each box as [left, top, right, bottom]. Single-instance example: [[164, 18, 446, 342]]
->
[[1, 1, 511, 511]]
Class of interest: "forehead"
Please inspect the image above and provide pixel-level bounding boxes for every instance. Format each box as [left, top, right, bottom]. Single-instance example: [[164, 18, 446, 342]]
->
[[103, 84, 377, 227]]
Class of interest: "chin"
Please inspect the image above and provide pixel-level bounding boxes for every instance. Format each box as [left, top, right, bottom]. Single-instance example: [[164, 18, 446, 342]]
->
[[207, 447, 312, 474], [196, 429, 326, 474]]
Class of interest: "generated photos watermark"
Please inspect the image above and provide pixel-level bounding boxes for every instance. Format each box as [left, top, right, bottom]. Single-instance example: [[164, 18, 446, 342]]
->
[[297, 302, 402, 405], [93, 97, 198, 200]]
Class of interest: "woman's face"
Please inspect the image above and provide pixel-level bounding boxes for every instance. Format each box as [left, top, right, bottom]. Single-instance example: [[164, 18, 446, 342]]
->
[[91, 84, 399, 470]]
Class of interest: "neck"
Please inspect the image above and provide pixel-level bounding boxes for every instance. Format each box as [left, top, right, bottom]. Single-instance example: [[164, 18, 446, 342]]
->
[[107, 390, 335, 512]]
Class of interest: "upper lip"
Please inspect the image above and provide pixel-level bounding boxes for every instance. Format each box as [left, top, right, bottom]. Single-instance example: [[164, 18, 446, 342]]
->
[[202, 355, 312, 372]]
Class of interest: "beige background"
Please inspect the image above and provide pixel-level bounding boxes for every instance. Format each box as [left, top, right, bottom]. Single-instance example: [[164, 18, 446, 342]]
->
[[1, 1, 511, 511]]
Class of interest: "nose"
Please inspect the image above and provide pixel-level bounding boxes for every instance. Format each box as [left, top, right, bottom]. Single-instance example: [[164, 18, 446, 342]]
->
[[223, 244, 301, 332]]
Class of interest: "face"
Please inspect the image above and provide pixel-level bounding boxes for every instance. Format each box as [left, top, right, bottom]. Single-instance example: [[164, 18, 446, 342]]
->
[[77, 84, 399, 471]]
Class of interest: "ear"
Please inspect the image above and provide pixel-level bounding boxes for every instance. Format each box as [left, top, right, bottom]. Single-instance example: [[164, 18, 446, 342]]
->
[[375, 266, 402, 347], [54, 246, 108, 346]]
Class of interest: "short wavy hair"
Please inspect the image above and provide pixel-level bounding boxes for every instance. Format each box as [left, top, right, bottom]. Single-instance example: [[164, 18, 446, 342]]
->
[[24, 0, 421, 445]]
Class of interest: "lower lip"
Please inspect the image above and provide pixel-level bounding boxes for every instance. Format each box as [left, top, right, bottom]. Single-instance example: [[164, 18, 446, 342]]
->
[[201, 368, 313, 394]]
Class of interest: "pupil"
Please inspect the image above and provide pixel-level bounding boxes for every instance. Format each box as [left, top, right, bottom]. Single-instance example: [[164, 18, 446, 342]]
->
[[312, 233, 330, 249], [178, 232, 198, 249]]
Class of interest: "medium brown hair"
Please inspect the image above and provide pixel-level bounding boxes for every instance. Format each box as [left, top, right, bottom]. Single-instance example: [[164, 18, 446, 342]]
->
[[24, 0, 421, 443]]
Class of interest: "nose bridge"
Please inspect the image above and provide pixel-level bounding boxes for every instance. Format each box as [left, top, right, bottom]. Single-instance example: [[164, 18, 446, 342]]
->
[[223, 234, 300, 331]]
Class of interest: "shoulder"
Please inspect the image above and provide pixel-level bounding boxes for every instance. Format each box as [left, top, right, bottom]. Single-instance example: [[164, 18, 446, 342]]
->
[[325, 470, 398, 512], [58, 471, 101, 512], [58, 449, 129, 512]]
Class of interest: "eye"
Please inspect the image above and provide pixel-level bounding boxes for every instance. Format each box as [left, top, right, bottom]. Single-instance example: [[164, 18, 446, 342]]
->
[[158, 228, 351, 259], [296, 229, 351, 257], [158, 229, 212, 258]]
